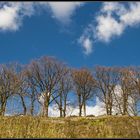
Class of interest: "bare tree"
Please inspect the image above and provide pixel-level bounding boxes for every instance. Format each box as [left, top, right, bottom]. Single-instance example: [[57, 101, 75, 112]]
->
[[127, 67, 140, 116], [72, 68, 96, 117], [94, 66, 119, 115], [25, 67, 38, 116], [52, 67, 72, 117], [0, 64, 20, 116], [27, 56, 68, 117], [117, 67, 136, 115], [9, 63, 29, 116], [16, 68, 29, 115], [132, 67, 140, 96]]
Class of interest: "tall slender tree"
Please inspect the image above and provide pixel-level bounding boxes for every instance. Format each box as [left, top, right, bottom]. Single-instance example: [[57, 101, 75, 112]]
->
[[0, 64, 21, 116], [72, 68, 96, 117], [53, 67, 72, 117], [95, 66, 119, 115]]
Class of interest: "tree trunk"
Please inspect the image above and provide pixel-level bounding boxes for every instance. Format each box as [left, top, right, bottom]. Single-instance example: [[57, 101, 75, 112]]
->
[[45, 103, 49, 117], [63, 97, 67, 117], [122, 94, 128, 115], [78, 95, 82, 117], [20, 95, 27, 115], [83, 102, 86, 117], [108, 100, 112, 115], [0, 101, 7, 116], [79, 105, 82, 117], [30, 98, 35, 116], [109, 105, 112, 115], [105, 103, 109, 115], [63, 109, 66, 117], [30, 90, 35, 116], [44, 98, 49, 117], [59, 106, 63, 117], [59, 92, 63, 117], [108, 93, 112, 115]]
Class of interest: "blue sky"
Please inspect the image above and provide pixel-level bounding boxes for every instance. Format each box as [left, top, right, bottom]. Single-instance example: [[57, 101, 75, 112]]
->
[[0, 2, 140, 69]]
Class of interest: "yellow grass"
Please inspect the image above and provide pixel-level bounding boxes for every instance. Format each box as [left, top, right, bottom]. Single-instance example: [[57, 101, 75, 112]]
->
[[0, 115, 140, 138]]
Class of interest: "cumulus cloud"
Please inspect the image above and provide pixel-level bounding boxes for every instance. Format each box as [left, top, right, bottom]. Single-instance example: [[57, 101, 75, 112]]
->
[[120, 2, 140, 27], [48, 97, 106, 117], [0, 3, 20, 31], [47, 2, 83, 23], [95, 14, 124, 43], [79, 2, 140, 54], [0, 2, 34, 31], [79, 37, 93, 55], [0, 2, 84, 31], [96, 2, 140, 42], [47, 84, 137, 117]]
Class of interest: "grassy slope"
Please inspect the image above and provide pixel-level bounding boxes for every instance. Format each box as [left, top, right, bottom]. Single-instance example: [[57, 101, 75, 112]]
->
[[0, 115, 140, 138]]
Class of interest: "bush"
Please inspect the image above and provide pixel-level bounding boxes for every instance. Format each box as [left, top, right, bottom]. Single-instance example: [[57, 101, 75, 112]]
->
[[69, 115, 78, 117], [86, 115, 95, 117]]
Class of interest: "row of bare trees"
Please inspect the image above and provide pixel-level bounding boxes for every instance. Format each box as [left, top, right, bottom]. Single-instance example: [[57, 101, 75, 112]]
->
[[95, 66, 140, 116], [0, 56, 140, 117]]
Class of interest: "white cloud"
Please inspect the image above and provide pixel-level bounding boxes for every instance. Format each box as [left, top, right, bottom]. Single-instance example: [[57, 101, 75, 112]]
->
[[0, 2, 84, 31], [48, 97, 106, 117], [120, 2, 140, 27], [95, 2, 132, 43], [47, 2, 84, 23], [79, 37, 93, 55], [78, 23, 94, 55], [101, 2, 127, 16], [95, 14, 124, 42], [97, 2, 140, 42], [79, 2, 140, 54], [38, 92, 106, 117], [0, 4, 19, 31], [0, 2, 35, 31], [47, 85, 136, 117]]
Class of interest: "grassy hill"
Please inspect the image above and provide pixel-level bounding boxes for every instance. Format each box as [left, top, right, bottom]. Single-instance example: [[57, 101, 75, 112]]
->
[[0, 115, 140, 138]]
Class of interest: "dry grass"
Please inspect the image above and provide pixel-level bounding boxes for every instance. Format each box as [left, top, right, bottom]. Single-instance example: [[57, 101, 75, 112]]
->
[[0, 115, 140, 138]]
